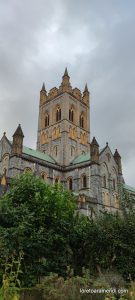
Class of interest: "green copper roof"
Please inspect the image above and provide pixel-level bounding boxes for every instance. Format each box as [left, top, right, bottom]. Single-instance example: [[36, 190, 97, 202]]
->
[[71, 153, 90, 165], [124, 184, 135, 194], [22, 146, 56, 164]]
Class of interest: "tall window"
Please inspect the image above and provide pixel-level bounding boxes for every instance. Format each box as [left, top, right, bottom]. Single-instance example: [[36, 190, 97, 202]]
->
[[45, 113, 49, 127], [80, 114, 84, 128], [82, 174, 87, 188], [55, 178, 59, 184], [71, 146, 75, 156], [68, 177, 73, 191], [56, 107, 61, 122], [69, 108, 74, 122], [3, 168, 7, 176], [55, 177, 60, 184], [41, 172, 47, 182]]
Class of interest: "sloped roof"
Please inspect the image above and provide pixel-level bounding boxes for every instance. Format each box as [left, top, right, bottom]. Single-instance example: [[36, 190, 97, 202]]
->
[[91, 137, 99, 146], [71, 153, 90, 165], [123, 184, 135, 194], [13, 124, 24, 137], [22, 146, 56, 164]]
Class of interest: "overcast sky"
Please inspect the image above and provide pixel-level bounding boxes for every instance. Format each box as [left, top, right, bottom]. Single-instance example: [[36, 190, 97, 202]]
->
[[0, 0, 135, 186]]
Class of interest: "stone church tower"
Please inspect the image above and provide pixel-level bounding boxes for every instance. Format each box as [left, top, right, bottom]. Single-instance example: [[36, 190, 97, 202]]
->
[[37, 68, 90, 166], [1, 67, 134, 215]]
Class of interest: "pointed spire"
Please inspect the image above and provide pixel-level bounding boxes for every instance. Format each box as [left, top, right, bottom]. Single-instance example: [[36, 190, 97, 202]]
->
[[12, 124, 24, 155], [59, 67, 72, 93], [82, 83, 89, 105], [84, 83, 88, 93], [13, 124, 24, 138], [40, 82, 47, 105], [41, 82, 45, 91], [90, 137, 99, 163], [91, 136, 99, 147], [63, 67, 69, 77], [114, 149, 121, 158]]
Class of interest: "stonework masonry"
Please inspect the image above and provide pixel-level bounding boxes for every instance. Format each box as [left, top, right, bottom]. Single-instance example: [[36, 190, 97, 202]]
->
[[0, 69, 135, 217]]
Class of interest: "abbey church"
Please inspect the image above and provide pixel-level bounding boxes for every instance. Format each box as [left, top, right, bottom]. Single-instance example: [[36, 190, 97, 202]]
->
[[0, 69, 135, 216]]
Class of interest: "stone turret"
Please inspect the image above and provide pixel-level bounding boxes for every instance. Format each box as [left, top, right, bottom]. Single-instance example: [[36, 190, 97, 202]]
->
[[114, 149, 122, 175], [59, 68, 72, 93], [40, 82, 47, 105], [82, 83, 89, 105], [12, 124, 24, 155], [90, 137, 99, 163]]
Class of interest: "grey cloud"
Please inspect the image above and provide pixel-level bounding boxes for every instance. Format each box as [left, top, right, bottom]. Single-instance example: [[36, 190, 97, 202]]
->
[[0, 0, 135, 185]]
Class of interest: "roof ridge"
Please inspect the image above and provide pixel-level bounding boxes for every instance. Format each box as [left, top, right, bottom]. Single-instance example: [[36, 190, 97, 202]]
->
[[22, 146, 56, 164]]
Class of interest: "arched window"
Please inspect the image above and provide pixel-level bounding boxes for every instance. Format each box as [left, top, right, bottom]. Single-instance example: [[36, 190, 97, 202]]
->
[[103, 175, 106, 188], [41, 172, 47, 181], [56, 109, 59, 122], [2, 154, 9, 175], [69, 108, 74, 122], [68, 177, 73, 191], [55, 178, 59, 184], [3, 168, 7, 176], [45, 113, 49, 127], [82, 174, 87, 188], [80, 114, 84, 128], [55, 146, 57, 156], [59, 108, 61, 120], [55, 177, 60, 184], [69, 109, 71, 121], [71, 146, 75, 156], [56, 107, 61, 122], [71, 110, 74, 122]]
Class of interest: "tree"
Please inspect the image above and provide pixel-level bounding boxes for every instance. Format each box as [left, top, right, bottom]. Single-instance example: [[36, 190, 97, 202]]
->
[[1, 173, 135, 289], [0, 173, 76, 287], [70, 210, 135, 281]]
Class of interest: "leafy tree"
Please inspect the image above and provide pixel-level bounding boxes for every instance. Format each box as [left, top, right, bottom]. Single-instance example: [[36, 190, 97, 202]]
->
[[70, 210, 135, 280], [0, 173, 76, 287], [119, 187, 135, 214], [0, 172, 135, 290]]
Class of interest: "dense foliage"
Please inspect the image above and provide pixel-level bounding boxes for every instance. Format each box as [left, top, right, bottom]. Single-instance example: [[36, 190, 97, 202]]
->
[[0, 173, 135, 299], [0, 173, 76, 286]]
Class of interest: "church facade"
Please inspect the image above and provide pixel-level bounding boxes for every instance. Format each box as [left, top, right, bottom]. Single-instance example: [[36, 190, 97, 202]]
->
[[0, 69, 135, 216]]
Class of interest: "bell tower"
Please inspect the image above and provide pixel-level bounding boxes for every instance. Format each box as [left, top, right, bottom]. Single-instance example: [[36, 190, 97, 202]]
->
[[37, 69, 90, 166]]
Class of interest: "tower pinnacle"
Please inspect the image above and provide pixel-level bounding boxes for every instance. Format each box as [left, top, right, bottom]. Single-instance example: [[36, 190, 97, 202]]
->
[[41, 82, 46, 91], [63, 67, 69, 77], [13, 124, 24, 138], [90, 137, 99, 163], [84, 83, 88, 93], [59, 67, 72, 93], [12, 124, 24, 155]]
